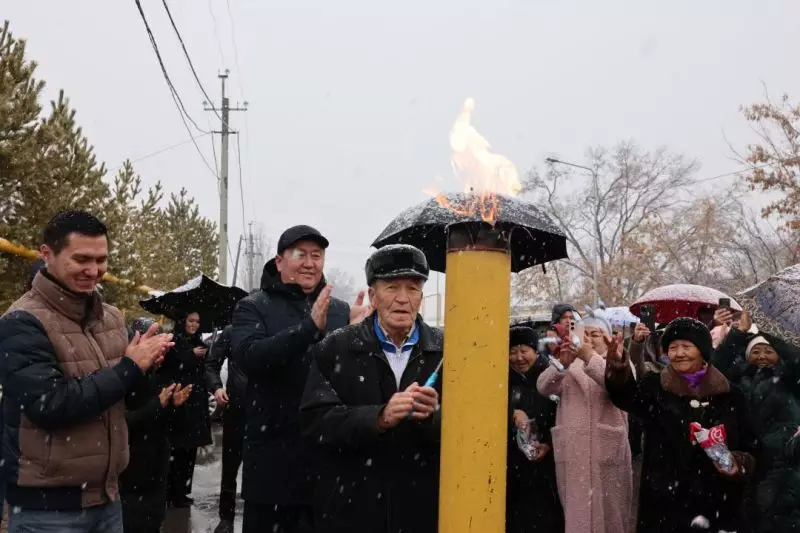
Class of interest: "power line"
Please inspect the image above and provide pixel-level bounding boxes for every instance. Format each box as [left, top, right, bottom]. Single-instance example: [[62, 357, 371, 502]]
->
[[226, 0, 246, 102], [160, 0, 223, 122], [133, 0, 218, 179], [694, 162, 772, 184], [224, 0, 255, 207], [133, 0, 208, 134], [207, 0, 226, 67], [235, 133, 247, 230], [107, 132, 212, 173]]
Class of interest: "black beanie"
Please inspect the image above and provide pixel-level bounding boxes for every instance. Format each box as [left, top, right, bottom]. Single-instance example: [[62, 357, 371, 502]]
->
[[551, 303, 576, 325], [660, 317, 714, 361], [510, 326, 539, 351]]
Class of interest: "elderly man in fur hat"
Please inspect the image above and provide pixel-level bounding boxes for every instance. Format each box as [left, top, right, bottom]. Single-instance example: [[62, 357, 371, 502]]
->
[[300, 244, 443, 533]]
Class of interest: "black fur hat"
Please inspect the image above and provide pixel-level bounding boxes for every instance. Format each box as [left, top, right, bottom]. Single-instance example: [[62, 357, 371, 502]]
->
[[509, 326, 539, 351], [660, 317, 713, 360]]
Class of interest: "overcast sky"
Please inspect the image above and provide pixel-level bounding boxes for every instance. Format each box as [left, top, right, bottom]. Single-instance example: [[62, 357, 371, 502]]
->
[[5, 0, 799, 316]]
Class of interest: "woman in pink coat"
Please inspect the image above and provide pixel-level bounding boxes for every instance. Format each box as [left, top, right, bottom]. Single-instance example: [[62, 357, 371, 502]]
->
[[537, 311, 633, 533]]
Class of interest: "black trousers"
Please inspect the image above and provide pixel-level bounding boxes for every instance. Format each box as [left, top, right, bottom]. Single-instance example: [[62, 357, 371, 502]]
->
[[219, 399, 246, 521], [122, 489, 166, 533], [242, 501, 314, 533], [167, 446, 197, 500]]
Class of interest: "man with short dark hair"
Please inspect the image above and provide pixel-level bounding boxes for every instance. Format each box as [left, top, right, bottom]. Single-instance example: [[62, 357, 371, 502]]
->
[[231, 225, 369, 533], [0, 210, 173, 533], [299, 244, 443, 533]]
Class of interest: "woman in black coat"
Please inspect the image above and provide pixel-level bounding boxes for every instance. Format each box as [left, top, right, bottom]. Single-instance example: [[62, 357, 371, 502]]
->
[[605, 317, 759, 533], [711, 311, 800, 532], [506, 327, 564, 533], [161, 311, 213, 507], [121, 317, 194, 533]]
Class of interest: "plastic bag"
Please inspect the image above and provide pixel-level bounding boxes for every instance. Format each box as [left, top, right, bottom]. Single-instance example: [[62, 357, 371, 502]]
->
[[515, 416, 541, 461], [689, 422, 735, 473]]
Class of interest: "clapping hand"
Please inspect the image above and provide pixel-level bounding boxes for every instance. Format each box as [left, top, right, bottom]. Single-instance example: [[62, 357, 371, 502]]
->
[[172, 384, 193, 407]]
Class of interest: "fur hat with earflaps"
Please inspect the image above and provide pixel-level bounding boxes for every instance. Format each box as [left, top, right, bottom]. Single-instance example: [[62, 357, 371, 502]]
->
[[660, 317, 714, 361]]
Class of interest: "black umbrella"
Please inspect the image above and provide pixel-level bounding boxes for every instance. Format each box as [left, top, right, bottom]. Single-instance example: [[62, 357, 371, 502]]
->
[[372, 192, 568, 273], [139, 274, 248, 333], [738, 263, 800, 347]]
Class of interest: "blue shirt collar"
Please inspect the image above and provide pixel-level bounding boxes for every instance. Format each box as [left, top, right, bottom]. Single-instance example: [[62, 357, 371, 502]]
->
[[374, 315, 419, 354]]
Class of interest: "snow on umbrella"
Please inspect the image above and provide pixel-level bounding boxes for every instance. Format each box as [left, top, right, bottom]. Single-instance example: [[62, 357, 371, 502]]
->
[[629, 284, 741, 325], [602, 306, 641, 327], [139, 274, 248, 333], [738, 263, 800, 347], [371, 192, 568, 273]]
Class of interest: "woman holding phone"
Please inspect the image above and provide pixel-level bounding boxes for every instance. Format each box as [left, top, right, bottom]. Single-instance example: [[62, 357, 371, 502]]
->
[[162, 311, 213, 507], [537, 309, 633, 533]]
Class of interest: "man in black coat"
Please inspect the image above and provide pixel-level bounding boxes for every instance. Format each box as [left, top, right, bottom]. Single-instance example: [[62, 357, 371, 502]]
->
[[231, 225, 365, 533], [299, 244, 443, 533], [205, 325, 247, 533]]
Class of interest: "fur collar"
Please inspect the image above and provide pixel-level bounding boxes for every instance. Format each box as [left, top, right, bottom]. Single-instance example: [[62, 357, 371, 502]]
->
[[660, 364, 730, 397]]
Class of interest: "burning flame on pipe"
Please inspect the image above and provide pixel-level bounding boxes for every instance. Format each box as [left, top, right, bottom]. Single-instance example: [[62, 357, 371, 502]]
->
[[424, 97, 522, 224]]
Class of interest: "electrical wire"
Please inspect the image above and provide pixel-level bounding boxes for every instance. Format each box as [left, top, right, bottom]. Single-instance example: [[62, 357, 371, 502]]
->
[[208, 0, 226, 67], [226, 0, 246, 102], [235, 133, 247, 231], [133, 0, 218, 179], [107, 132, 212, 173], [694, 162, 772, 184], [161, 0, 223, 122], [225, 0, 254, 201]]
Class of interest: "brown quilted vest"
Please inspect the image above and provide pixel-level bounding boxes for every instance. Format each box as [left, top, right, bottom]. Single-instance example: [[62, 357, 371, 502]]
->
[[6, 273, 130, 507]]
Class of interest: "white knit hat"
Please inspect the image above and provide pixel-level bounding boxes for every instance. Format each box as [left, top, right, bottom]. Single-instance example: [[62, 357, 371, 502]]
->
[[582, 309, 612, 336], [746, 336, 770, 359]]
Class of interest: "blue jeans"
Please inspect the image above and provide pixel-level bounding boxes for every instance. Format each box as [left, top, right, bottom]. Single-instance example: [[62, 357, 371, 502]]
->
[[8, 499, 123, 533]]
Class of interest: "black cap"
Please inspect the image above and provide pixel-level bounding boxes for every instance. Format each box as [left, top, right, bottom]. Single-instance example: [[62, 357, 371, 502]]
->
[[277, 225, 329, 256], [660, 317, 714, 361], [510, 326, 539, 350], [366, 245, 429, 286]]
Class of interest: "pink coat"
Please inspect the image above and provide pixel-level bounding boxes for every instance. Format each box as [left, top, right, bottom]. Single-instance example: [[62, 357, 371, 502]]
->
[[537, 354, 633, 533]]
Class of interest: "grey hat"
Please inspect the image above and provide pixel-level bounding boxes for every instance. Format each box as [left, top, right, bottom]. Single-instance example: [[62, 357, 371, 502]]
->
[[365, 245, 429, 286]]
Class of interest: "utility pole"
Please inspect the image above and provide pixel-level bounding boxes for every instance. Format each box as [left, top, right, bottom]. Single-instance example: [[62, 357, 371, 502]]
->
[[204, 70, 248, 284]]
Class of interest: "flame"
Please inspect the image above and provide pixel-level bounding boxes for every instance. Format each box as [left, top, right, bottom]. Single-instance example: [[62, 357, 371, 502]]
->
[[424, 97, 522, 224]]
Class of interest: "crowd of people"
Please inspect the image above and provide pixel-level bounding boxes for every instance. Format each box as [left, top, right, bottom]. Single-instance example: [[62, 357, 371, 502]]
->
[[0, 209, 799, 533]]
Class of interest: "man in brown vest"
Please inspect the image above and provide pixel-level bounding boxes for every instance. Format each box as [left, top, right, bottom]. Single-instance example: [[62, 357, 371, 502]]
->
[[0, 210, 173, 533]]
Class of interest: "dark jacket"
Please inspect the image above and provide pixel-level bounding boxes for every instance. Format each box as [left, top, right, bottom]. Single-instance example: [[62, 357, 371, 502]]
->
[[299, 316, 443, 533], [205, 325, 247, 402], [507, 358, 563, 533], [161, 329, 212, 449], [712, 328, 800, 532], [605, 359, 759, 533], [0, 272, 138, 510], [231, 260, 350, 505], [120, 370, 174, 494]]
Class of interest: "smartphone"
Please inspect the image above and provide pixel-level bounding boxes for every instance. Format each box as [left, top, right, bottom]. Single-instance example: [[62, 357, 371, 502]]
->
[[640, 304, 656, 332], [571, 323, 585, 347], [718, 297, 731, 309]]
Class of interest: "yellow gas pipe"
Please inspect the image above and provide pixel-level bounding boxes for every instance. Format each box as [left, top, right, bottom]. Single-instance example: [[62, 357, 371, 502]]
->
[[438, 224, 511, 533], [0, 237, 158, 295]]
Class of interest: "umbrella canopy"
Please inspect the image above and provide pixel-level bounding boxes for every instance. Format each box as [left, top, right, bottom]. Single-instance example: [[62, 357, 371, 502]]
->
[[601, 306, 640, 327], [629, 284, 741, 325], [372, 193, 568, 273], [738, 264, 800, 347], [139, 274, 248, 333]]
